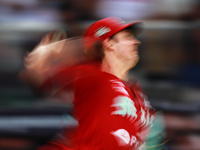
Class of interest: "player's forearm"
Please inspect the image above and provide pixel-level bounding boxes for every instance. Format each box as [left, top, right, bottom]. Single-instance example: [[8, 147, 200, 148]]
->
[[20, 47, 53, 87]]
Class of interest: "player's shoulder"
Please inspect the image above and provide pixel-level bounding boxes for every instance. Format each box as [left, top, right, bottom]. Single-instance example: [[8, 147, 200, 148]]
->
[[73, 61, 101, 77], [76, 61, 101, 69]]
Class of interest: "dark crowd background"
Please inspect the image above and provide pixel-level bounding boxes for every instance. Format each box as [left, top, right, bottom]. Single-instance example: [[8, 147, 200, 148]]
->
[[0, 0, 200, 150]]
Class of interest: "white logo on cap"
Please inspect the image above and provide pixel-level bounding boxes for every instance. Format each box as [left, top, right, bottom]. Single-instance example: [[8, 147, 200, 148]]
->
[[94, 26, 111, 38]]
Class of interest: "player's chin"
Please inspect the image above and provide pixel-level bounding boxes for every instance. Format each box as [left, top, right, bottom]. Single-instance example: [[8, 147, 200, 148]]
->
[[131, 55, 139, 67], [132, 54, 139, 61]]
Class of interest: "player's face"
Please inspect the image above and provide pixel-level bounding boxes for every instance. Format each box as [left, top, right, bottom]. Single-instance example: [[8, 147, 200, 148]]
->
[[110, 29, 141, 67]]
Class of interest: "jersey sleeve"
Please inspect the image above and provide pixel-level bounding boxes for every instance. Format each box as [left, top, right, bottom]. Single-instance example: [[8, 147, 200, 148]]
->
[[39, 65, 79, 96]]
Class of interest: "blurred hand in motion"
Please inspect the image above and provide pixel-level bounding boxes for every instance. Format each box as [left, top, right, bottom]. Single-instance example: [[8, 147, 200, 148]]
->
[[24, 30, 85, 73], [20, 30, 85, 87]]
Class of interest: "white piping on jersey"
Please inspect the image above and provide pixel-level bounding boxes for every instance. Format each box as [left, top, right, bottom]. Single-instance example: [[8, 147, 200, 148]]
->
[[111, 96, 138, 122], [110, 80, 129, 96]]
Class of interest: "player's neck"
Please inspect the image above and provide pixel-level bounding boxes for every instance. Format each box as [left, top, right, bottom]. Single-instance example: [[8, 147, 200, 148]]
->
[[101, 56, 130, 81]]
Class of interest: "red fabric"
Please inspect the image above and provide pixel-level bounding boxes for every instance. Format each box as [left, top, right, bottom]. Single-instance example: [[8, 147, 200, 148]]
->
[[37, 141, 73, 150], [39, 62, 155, 150]]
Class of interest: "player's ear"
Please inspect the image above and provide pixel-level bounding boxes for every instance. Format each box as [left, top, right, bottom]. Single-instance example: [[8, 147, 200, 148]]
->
[[102, 38, 114, 51]]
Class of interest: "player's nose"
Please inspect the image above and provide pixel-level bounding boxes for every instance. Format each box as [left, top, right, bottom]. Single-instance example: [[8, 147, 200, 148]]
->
[[132, 38, 141, 46]]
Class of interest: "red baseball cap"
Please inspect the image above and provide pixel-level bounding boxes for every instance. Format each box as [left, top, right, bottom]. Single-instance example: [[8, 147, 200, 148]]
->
[[83, 17, 144, 50]]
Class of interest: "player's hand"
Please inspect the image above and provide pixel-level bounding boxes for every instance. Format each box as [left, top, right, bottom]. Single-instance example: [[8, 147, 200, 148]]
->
[[38, 30, 67, 46], [24, 30, 86, 73], [24, 30, 67, 72]]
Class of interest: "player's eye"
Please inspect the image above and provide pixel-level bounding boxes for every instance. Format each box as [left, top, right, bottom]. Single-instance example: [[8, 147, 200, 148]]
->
[[124, 33, 134, 39], [122, 30, 134, 38]]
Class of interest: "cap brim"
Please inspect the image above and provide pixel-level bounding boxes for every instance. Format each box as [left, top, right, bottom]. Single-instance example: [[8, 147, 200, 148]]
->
[[128, 22, 144, 36], [117, 22, 144, 37]]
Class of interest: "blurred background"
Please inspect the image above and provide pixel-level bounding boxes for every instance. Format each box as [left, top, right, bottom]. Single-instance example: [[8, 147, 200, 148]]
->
[[0, 0, 200, 150]]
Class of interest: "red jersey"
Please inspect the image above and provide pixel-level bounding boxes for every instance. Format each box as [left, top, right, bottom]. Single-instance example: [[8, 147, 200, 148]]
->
[[38, 62, 155, 150]]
